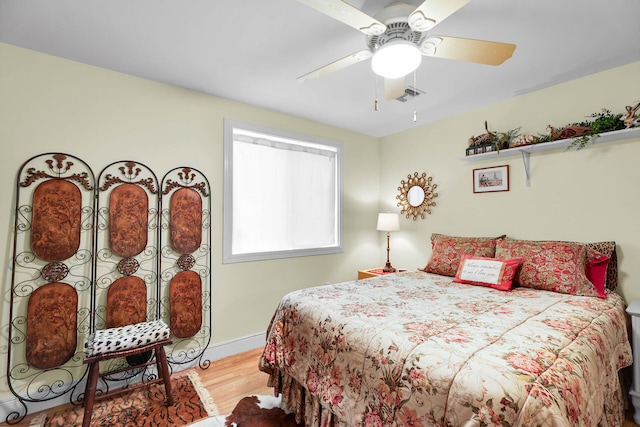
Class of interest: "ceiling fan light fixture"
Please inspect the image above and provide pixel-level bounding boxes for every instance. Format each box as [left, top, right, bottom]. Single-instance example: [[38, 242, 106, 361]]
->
[[371, 40, 422, 79]]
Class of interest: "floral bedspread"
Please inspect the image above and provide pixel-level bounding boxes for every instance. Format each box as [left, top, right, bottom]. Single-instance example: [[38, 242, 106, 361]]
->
[[259, 271, 632, 427]]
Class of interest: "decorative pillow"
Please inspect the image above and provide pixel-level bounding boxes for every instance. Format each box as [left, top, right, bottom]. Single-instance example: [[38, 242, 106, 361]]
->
[[495, 239, 603, 298], [585, 241, 617, 291], [453, 254, 523, 291], [423, 234, 503, 277], [584, 247, 610, 298], [504, 238, 617, 292]]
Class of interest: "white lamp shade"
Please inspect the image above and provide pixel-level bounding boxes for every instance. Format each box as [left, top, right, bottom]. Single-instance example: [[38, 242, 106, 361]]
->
[[371, 40, 422, 79], [377, 212, 400, 231]]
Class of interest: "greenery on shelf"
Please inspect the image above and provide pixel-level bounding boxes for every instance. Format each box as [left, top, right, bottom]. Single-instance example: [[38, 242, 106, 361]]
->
[[495, 127, 521, 153], [467, 105, 633, 155], [564, 109, 626, 150]]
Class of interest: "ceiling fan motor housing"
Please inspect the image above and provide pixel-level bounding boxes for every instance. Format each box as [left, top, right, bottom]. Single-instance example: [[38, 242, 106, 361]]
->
[[368, 2, 427, 54], [367, 21, 422, 52]]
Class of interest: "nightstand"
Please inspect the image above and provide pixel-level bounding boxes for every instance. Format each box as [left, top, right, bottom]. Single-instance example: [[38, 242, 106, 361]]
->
[[357, 268, 407, 280]]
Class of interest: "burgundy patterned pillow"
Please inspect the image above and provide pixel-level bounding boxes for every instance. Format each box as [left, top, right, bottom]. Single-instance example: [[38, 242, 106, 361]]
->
[[495, 239, 603, 298], [423, 234, 499, 277]]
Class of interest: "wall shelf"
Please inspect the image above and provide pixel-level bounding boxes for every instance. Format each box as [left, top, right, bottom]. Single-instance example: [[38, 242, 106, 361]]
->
[[459, 127, 640, 186]]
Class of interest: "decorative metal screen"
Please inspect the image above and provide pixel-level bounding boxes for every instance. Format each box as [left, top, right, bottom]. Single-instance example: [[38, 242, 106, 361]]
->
[[7, 153, 95, 423], [94, 160, 160, 330], [160, 167, 212, 369], [6, 155, 212, 424], [91, 160, 161, 385]]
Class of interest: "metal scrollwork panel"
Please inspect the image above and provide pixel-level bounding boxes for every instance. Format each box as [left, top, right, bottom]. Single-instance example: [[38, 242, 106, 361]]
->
[[160, 167, 211, 369], [95, 161, 161, 331], [90, 160, 162, 391], [7, 153, 94, 424]]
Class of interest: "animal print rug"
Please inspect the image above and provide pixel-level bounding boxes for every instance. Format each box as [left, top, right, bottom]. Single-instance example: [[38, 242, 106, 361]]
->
[[191, 394, 302, 427]]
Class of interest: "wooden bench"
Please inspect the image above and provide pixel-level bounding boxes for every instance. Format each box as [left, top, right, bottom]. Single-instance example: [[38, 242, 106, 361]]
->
[[82, 320, 174, 427]]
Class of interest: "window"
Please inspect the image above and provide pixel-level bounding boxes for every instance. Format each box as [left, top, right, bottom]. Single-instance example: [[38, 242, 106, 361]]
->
[[223, 119, 343, 263]]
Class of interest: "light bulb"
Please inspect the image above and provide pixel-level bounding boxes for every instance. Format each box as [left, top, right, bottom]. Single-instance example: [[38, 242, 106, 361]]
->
[[371, 40, 422, 79]]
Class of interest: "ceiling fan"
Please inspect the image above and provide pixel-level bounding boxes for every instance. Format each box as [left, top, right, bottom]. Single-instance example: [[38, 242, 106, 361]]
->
[[296, 0, 516, 100]]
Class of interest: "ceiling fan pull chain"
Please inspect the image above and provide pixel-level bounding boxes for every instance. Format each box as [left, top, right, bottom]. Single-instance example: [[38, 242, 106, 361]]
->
[[374, 74, 379, 111], [413, 70, 418, 122]]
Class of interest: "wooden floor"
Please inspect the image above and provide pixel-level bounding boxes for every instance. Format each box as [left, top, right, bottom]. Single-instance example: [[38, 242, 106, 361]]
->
[[199, 347, 273, 415], [5, 346, 639, 426]]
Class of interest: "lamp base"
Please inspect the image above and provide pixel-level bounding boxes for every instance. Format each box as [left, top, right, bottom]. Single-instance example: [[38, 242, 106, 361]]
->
[[382, 262, 396, 273]]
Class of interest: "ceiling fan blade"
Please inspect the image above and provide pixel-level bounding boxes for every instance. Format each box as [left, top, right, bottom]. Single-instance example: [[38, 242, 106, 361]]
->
[[295, 0, 386, 35], [297, 49, 373, 83], [384, 77, 406, 100], [422, 36, 516, 65], [408, 0, 471, 31]]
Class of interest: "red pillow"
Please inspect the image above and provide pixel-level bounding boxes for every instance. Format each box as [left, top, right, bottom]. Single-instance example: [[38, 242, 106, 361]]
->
[[585, 247, 610, 298], [453, 254, 523, 291]]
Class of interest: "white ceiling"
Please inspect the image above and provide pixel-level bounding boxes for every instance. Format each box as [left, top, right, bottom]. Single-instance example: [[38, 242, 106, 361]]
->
[[1, 0, 639, 137]]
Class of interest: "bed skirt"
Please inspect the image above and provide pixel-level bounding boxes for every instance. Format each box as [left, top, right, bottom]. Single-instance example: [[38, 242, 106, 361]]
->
[[265, 367, 338, 427]]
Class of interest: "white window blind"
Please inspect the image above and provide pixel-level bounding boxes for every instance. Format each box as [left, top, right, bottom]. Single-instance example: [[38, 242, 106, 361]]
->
[[223, 120, 343, 263]]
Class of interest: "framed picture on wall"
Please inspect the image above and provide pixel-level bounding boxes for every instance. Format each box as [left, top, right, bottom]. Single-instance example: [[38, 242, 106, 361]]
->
[[473, 165, 509, 193]]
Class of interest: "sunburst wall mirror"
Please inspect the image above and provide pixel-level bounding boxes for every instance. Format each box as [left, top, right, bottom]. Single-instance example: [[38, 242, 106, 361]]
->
[[396, 171, 438, 220]]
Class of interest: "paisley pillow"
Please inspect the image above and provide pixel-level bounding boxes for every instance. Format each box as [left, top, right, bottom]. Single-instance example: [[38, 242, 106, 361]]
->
[[423, 234, 503, 277], [495, 239, 604, 298]]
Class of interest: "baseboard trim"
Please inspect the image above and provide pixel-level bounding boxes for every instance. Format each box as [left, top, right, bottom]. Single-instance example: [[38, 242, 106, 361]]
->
[[204, 331, 266, 362], [0, 331, 267, 423]]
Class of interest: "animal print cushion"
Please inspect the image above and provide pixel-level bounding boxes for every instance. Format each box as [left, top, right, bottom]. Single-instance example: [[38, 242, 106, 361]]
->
[[85, 320, 170, 357]]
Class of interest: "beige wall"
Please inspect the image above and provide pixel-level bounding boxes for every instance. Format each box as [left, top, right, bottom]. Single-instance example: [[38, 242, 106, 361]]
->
[[1, 41, 639, 403], [0, 43, 381, 399], [379, 61, 640, 303]]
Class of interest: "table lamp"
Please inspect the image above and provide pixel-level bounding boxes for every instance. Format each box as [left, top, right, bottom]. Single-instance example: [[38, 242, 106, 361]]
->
[[377, 212, 400, 272]]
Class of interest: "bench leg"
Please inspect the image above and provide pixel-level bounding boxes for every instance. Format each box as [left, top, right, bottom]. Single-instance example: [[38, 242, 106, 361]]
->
[[82, 361, 100, 427], [155, 345, 174, 406]]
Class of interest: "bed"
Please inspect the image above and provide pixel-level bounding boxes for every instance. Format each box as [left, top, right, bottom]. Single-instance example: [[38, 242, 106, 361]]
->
[[258, 235, 633, 426]]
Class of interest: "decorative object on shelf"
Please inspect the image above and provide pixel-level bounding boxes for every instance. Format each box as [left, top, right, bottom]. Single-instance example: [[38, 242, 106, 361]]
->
[[564, 108, 626, 150], [511, 134, 536, 147], [622, 101, 640, 128], [396, 171, 438, 220], [466, 121, 520, 155], [466, 142, 497, 156], [464, 103, 637, 156], [468, 121, 497, 149], [548, 125, 592, 141], [377, 212, 400, 273], [473, 165, 509, 193]]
